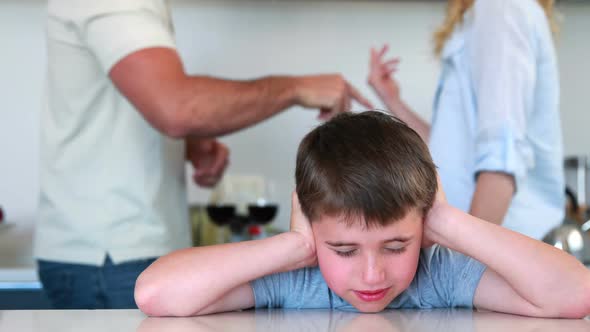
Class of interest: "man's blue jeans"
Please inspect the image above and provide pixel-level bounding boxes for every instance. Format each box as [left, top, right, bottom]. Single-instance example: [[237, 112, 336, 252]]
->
[[37, 255, 157, 309]]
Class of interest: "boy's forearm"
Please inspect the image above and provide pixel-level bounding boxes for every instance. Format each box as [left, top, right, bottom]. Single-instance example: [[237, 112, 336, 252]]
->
[[135, 232, 313, 316], [426, 203, 590, 313]]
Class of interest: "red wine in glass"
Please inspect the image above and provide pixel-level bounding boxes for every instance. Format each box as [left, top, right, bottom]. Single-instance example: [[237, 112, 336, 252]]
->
[[247, 204, 278, 225], [206, 205, 236, 226]]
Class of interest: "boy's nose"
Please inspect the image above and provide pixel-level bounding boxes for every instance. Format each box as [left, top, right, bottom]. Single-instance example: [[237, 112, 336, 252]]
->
[[361, 256, 386, 285]]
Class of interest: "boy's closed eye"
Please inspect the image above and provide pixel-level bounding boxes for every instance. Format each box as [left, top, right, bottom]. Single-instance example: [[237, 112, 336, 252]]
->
[[332, 247, 408, 258], [326, 238, 411, 258]]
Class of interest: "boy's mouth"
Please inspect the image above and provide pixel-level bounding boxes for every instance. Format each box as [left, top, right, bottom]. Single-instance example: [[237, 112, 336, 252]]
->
[[353, 287, 391, 302]]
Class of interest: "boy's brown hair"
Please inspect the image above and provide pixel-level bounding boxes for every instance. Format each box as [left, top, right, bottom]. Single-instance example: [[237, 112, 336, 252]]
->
[[295, 111, 437, 227]]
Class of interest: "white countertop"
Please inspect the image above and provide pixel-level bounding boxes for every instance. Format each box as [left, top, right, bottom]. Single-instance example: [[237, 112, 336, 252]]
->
[[0, 309, 589, 332]]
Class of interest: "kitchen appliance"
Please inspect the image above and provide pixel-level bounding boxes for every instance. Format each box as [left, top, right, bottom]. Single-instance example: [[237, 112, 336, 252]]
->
[[542, 224, 587, 262], [564, 155, 590, 222], [542, 179, 590, 264]]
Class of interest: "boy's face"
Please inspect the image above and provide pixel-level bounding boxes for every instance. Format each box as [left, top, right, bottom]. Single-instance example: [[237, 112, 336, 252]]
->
[[312, 209, 423, 313]]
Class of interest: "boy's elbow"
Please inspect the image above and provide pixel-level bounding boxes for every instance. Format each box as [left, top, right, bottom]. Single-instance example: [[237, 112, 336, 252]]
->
[[135, 274, 162, 316], [570, 283, 590, 318], [135, 274, 176, 316], [135, 275, 206, 317], [558, 303, 590, 319], [554, 280, 590, 319]]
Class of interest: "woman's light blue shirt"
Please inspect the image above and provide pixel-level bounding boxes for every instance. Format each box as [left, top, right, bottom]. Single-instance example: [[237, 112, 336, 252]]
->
[[429, 0, 564, 239]]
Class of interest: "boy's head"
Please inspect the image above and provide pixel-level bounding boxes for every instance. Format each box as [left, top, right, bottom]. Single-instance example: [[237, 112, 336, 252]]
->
[[295, 110, 437, 227], [295, 110, 437, 312]]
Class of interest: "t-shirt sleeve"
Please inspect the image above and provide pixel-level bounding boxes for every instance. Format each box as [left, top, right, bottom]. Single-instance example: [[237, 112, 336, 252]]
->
[[250, 270, 292, 308], [414, 246, 487, 308], [250, 267, 333, 309], [81, 8, 176, 73]]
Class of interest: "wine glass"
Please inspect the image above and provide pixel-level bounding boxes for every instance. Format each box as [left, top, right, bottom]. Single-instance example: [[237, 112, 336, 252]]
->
[[247, 180, 279, 239], [206, 180, 237, 243]]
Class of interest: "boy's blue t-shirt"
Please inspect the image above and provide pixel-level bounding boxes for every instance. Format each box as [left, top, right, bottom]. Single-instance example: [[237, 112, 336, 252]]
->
[[250, 245, 486, 310]]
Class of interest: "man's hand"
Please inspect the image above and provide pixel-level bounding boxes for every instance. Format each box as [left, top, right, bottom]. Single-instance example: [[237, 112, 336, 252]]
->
[[294, 74, 374, 120], [289, 192, 317, 268], [186, 138, 229, 188]]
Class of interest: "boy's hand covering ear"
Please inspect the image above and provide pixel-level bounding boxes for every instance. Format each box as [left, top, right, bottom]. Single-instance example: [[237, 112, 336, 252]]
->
[[422, 174, 447, 248], [290, 192, 318, 267], [434, 173, 447, 205]]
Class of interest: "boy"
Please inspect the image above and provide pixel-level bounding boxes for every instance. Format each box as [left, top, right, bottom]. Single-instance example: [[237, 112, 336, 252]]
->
[[135, 111, 590, 318]]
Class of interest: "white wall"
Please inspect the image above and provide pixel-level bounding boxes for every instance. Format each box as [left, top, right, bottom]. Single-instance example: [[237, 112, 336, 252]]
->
[[0, 0, 589, 233], [557, 3, 590, 154], [0, 2, 44, 227]]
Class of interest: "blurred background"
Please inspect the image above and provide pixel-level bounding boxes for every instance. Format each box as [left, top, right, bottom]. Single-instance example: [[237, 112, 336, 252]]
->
[[0, 0, 588, 307]]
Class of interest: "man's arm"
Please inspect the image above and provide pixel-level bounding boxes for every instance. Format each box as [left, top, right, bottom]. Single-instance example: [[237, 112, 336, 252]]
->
[[135, 231, 314, 317], [425, 202, 590, 318], [110, 48, 372, 138], [468, 172, 515, 225]]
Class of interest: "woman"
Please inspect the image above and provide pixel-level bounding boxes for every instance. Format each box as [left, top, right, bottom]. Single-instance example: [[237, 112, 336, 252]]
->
[[368, 0, 564, 240]]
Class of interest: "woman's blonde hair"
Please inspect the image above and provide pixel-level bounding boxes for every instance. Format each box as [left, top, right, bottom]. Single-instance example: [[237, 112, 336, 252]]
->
[[433, 0, 558, 56]]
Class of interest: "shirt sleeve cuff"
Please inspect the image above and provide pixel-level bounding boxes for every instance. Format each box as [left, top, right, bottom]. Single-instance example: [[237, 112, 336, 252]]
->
[[475, 125, 534, 183]]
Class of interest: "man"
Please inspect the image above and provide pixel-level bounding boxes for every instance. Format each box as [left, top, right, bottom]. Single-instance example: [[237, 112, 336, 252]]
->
[[36, 0, 372, 309]]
